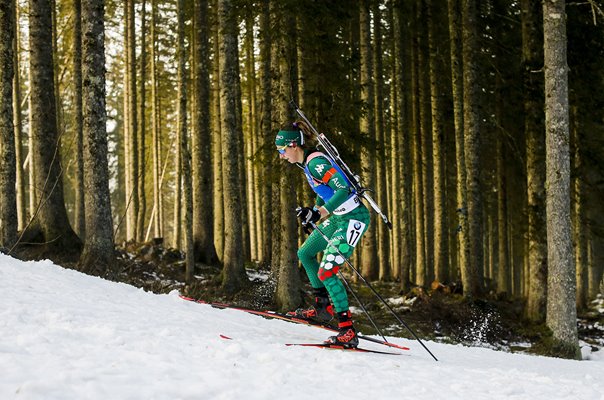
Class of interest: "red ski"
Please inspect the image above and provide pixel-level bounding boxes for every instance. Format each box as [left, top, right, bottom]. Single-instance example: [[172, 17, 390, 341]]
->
[[181, 295, 410, 351], [285, 342, 403, 355]]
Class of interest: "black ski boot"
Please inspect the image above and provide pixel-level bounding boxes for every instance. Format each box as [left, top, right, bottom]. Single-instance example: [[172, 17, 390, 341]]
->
[[287, 288, 334, 323], [325, 310, 358, 348]]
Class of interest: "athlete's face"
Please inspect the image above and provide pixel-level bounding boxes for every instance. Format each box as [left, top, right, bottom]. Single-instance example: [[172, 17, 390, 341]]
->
[[277, 145, 303, 164]]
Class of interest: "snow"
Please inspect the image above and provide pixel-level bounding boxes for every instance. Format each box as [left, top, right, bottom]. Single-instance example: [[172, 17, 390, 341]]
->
[[1, 254, 603, 400]]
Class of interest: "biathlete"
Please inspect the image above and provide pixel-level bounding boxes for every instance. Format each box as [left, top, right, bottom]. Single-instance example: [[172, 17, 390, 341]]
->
[[275, 121, 371, 348]]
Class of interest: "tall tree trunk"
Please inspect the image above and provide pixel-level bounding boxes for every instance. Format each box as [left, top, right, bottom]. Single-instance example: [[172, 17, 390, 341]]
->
[[388, 1, 400, 280], [28, 0, 81, 256], [393, 0, 412, 291], [411, 0, 426, 287], [418, 0, 434, 285], [0, 0, 17, 249], [212, 0, 224, 261], [79, 0, 115, 276], [124, 0, 138, 242], [192, 0, 218, 264], [244, 7, 257, 261], [427, 0, 447, 284], [176, 0, 194, 282], [136, 0, 147, 242], [274, 2, 301, 312], [372, 2, 389, 281], [151, 0, 162, 239], [258, 0, 272, 265], [522, 0, 547, 322], [461, 0, 481, 296], [13, 1, 25, 231], [543, 0, 580, 360], [218, 0, 248, 294], [73, 0, 85, 240], [359, 0, 378, 280]]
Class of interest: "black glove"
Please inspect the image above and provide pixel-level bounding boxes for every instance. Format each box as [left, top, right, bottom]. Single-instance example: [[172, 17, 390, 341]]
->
[[296, 207, 321, 229]]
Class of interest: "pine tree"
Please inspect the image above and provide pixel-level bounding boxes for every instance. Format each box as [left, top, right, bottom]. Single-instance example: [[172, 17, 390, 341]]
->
[[218, 0, 248, 294], [273, 0, 301, 311], [522, 0, 547, 322], [0, 0, 17, 249], [176, 0, 194, 282], [73, 0, 85, 240], [461, 0, 481, 295], [12, 0, 25, 231], [27, 0, 81, 257], [359, 0, 378, 280], [192, 0, 218, 264], [79, 0, 115, 275], [543, 0, 580, 360]]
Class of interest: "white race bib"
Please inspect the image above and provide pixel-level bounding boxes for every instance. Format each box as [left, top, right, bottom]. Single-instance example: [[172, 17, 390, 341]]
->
[[346, 219, 366, 247]]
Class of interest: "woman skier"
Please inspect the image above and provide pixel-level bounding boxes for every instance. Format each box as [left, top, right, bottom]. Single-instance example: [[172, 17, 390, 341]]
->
[[275, 121, 371, 348]]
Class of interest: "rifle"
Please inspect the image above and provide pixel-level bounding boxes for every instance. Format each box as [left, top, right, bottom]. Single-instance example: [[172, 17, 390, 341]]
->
[[290, 100, 393, 230]]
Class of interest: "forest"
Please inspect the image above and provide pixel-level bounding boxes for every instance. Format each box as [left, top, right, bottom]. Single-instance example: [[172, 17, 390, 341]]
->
[[1, 0, 603, 360]]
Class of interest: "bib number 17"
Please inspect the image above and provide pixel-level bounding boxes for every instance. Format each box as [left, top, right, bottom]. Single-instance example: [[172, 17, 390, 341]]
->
[[346, 219, 366, 247]]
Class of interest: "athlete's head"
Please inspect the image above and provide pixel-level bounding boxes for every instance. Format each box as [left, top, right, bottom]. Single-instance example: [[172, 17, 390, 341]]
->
[[275, 126, 304, 154]]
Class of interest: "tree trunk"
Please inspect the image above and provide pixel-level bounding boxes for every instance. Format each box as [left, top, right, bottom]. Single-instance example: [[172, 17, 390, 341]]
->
[[418, 0, 434, 286], [461, 0, 481, 296], [136, 0, 147, 242], [427, 0, 447, 284], [392, 1, 413, 293], [218, 0, 248, 294], [124, 0, 138, 242], [0, 0, 17, 249], [192, 0, 218, 264], [151, 0, 162, 239], [388, 2, 399, 281], [244, 7, 258, 261], [258, 0, 272, 265], [28, 0, 81, 256], [273, 2, 301, 312], [212, 0, 224, 261], [522, 0, 547, 322], [372, 2, 389, 281], [176, 0, 194, 282], [13, 1, 25, 231], [359, 0, 378, 280], [543, 0, 580, 360], [73, 0, 85, 240], [79, 0, 115, 276], [411, 0, 426, 287]]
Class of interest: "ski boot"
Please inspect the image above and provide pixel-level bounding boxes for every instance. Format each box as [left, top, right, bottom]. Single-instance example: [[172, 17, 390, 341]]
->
[[325, 310, 358, 348], [287, 288, 334, 323]]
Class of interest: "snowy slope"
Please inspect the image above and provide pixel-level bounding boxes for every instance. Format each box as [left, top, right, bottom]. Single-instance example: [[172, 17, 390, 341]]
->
[[0, 254, 602, 400]]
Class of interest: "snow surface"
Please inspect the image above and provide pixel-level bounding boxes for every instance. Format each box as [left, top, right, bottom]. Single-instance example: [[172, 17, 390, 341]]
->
[[1, 254, 603, 400]]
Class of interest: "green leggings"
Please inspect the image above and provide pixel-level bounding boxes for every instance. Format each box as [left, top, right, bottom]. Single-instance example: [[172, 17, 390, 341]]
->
[[297, 205, 371, 313]]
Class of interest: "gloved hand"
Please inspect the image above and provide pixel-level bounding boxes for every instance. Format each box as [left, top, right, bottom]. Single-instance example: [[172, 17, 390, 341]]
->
[[296, 207, 321, 230]]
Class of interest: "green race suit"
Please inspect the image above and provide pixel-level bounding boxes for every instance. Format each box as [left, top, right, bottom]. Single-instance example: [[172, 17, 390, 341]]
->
[[297, 151, 371, 313]]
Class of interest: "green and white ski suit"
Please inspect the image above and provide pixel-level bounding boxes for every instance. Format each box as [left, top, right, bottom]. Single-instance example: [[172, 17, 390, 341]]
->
[[297, 150, 371, 313]]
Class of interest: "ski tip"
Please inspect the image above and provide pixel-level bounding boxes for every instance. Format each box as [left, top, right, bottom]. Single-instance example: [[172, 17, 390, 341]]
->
[[382, 342, 410, 351], [219, 334, 233, 340]]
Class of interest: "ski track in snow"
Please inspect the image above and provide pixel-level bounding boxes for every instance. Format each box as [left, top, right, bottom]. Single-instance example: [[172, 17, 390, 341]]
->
[[0, 254, 602, 400]]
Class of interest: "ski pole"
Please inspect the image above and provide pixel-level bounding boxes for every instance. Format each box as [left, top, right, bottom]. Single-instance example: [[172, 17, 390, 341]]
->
[[309, 221, 439, 361]]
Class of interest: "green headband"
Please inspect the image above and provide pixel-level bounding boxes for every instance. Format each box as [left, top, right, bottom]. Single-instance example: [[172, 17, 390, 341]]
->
[[275, 129, 304, 147]]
